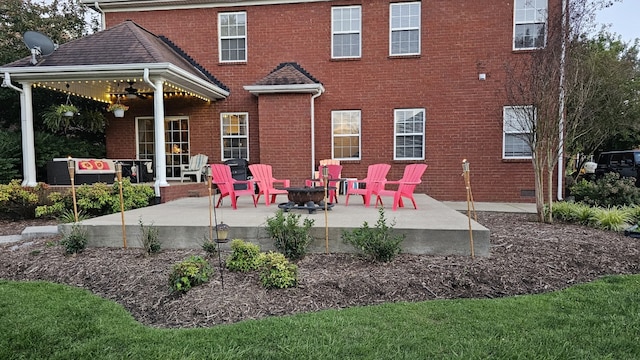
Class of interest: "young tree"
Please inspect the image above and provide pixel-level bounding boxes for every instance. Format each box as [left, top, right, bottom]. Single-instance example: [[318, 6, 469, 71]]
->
[[504, 0, 626, 222]]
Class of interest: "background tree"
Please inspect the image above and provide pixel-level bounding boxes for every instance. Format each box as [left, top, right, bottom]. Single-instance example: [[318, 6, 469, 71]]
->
[[504, 0, 637, 222], [0, 0, 104, 184]]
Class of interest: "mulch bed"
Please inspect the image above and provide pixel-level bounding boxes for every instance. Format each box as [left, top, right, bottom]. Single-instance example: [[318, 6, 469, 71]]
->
[[1, 212, 639, 328]]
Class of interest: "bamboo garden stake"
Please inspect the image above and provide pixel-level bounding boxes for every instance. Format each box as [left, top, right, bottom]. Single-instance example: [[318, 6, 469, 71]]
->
[[115, 162, 127, 248], [66, 157, 79, 223], [462, 159, 477, 258]]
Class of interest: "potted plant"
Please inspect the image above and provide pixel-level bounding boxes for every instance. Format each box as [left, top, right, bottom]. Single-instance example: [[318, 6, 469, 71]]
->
[[107, 103, 129, 118], [57, 104, 78, 117]]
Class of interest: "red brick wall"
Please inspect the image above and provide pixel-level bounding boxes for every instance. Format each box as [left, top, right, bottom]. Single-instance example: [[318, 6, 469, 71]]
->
[[104, 0, 562, 202]]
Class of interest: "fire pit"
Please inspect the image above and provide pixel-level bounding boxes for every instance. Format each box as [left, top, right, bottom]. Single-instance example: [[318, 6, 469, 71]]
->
[[278, 186, 335, 213]]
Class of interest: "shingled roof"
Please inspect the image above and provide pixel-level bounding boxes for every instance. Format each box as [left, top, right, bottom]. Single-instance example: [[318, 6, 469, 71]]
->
[[244, 62, 324, 95], [1, 21, 228, 101]]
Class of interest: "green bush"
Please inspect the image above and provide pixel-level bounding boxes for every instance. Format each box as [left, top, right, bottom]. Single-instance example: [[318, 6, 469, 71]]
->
[[35, 179, 155, 219], [138, 218, 161, 255], [590, 206, 632, 232], [265, 210, 314, 261], [342, 207, 405, 262], [0, 180, 49, 219], [60, 224, 88, 254], [0, 131, 21, 184], [226, 239, 261, 272], [168, 256, 213, 293], [570, 173, 640, 207], [257, 251, 298, 289]]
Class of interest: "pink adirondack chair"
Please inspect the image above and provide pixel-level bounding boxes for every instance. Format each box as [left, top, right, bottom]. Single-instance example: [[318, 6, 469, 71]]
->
[[210, 164, 257, 209], [248, 164, 291, 206], [374, 164, 428, 211], [345, 163, 391, 207], [305, 164, 343, 203]]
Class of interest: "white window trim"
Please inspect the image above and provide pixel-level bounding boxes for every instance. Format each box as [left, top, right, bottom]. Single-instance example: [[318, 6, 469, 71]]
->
[[220, 112, 249, 161], [331, 5, 362, 59], [389, 2, 421, 56], [393, 108, 425, 161], [503, 105, 534, 159], [512, 0, 548, 51], [218, 11, 247, 63], [331, 110, 361, 161]]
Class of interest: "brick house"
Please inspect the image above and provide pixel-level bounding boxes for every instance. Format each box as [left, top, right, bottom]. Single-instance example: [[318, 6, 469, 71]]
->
[[2, 0, 560, 202]]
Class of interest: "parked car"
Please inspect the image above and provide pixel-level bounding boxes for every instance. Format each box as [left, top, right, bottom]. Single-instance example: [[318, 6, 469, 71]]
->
[[595, 150, 640, 185]]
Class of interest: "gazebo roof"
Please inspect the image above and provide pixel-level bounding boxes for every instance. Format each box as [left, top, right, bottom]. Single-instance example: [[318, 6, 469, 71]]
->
[[0, 21, 229, 102]]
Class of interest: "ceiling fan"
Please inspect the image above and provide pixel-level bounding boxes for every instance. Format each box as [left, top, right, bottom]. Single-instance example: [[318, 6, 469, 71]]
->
[[124, 81, 149, 99]]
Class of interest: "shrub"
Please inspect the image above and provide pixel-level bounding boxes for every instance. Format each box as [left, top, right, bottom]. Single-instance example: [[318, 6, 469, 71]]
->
[[226, 239, 261, 272], [0, 180, 49, 219], [265, 210, 314, 261], [138, 218, 161, 255], [60, 224, 88, 254], [570, 173, 640, 207], [201, 238, 218, 256], [342, 207, 405, 262], [590, 207, 632, 232], [168, 256, 213, 293], [257, 251, 298, 289]]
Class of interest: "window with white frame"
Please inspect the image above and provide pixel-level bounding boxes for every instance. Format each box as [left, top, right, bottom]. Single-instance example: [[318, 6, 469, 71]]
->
[[513, 0, 548, 50], [332, 6, 361, 58], [332, 110, 361, 160], [221, 113, 249, 160], [390, 2, 421, 56], [219, 12, 247, 62], [503, 106, 534, 159], [394, 108, 425, 160]]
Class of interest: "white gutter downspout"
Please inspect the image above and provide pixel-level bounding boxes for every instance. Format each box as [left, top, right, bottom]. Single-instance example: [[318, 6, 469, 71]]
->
[[94, 2, 106, 30], [557, 0, 568, 201], [2, 73, 37, 187], [310, 89, 323, 178], [144, 68, 169, 198]]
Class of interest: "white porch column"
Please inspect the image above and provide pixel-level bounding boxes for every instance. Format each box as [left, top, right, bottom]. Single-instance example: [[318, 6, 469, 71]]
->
[[153, 78, 169, 189], [20, 81, 37, 187]]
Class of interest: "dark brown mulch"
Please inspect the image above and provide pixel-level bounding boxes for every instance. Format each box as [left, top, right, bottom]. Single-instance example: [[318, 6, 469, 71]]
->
[[1, 212, 639, 329]]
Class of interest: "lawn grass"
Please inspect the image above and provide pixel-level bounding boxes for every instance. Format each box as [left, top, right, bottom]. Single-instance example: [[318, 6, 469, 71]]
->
[[1, 275, 639, 359]]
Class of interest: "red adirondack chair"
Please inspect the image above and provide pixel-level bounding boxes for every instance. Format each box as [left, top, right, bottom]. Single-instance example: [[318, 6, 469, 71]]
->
[[345, 163, 391, 207], [248, 164, 291, 206], [374, 164, 428, 211], [209, 164, 256, 209], [305, 164, 343, 203]]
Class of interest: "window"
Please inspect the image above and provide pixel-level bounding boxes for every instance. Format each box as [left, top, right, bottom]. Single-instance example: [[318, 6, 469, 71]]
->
[[394, 109, 425, 160], [332, 110, 361, 160], [513, 0, 548, 49], [503, 106, 534, 159], [332, 6, 361, 58], [219, 12, 247, 62], [221, 113, 249, 160], [390, 2, 420, 56], [136, 116, 190, 179]]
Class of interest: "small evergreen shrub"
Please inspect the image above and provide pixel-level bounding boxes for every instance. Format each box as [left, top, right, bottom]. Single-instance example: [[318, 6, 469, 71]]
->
[[168, 256, 213, 293], [570, 173, 640, 207], [60, 224, 88, 254], [226, 239, 261, 272], [0, 180, 49, 219], [257, 251, 298, 289], [138, 218, 161, 255], [201, 238, 218, 256], [342, 207, 405, 262], [265, 210, 314, 261]]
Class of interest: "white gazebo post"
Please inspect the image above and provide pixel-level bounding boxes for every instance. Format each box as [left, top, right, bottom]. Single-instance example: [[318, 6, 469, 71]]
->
[[20, 81, 37, 187], [151, 77, 169, 192]]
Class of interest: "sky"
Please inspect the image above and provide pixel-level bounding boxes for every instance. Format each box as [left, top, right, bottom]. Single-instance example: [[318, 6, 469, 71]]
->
[[595, 0, 640, 43]]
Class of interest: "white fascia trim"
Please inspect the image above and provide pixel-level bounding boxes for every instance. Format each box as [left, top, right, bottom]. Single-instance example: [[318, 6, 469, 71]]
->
[[244, 83, 324, 95], [0, 63, 229, 99], [83, 0, 330, 12]]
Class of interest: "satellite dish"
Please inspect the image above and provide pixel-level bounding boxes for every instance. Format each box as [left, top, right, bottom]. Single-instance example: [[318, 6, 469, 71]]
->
[[23, 31, 58, 65]]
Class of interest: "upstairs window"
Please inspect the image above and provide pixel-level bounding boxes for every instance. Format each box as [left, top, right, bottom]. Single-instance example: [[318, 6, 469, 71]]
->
[[332, 6, 362, 58], [394, 109, 425, 160], [503, 106, 534, 159], [390, 2, 421, 56], [219, 12, 247, 62], [513, 0, 548, 50]]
